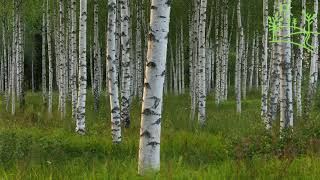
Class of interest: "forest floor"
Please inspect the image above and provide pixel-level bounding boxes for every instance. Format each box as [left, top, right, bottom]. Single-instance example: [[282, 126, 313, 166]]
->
[[1, 91, 320, 179]]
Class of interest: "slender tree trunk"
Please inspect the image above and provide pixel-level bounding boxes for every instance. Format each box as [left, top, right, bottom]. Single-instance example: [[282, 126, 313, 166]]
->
[[197, 0, 207, 126], [59, 0, 66, 118], [236, 0, 243, 113], [261, 0, 269, 128], [305, 0, 318, 117], [138, 0, 171, 174], [296, 0, 306, 117], [71, 0, 77, 119], [76, 0, 87, 134], [42, 0, 47, 106], [119, 0, 131, 128], [249, 35, 255, 90], [47, 0, 53, 114], [136, 1, 143, 98], [93, 0, 100, 112], [107, 0, 121, 143]]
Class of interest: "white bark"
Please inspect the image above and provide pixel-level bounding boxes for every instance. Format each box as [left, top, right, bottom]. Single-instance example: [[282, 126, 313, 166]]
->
[[236, 0, 243, 113], [93, 0, 100, 112], [47, 0, 53, 114], [107, 0, 121, 143], [305, 0, 318, 116], [120, 0, 131, 128], [296, 0, 306, 117], [42, 0, 47, 105], [138, 0, 171, 174], [76, 0, 87, 134], [71, 0, 78, 119], [261, 0, 269, 128], [59, 0, 66, 118], [197, 0, 207, 126], [280, 0, 293, 130]]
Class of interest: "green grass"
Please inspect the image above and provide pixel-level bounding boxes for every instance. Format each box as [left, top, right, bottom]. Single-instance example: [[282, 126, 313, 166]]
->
[[1, 91, 320, 179]]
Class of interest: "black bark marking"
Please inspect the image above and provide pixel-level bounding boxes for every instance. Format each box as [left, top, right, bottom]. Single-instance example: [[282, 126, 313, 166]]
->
[[147, 61, 156, 68], [149, 96, 161, 109], [152, 118, 161, 125], [111, 107, 120, 113], [148, 33, 158, 42], [144, 83, 151, 89], [140, 130, 152, 138], [160, 70, 166, 76], [142, 108, 160, 116], [147, 141, 160, 147]]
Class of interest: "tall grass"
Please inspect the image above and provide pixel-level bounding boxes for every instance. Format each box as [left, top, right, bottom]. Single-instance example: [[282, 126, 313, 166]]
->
[[1, 90, 320, 179]]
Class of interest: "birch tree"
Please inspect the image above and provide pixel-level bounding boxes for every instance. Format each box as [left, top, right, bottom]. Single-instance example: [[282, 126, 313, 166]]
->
[[261, 0, 269, 128], [120, 0, 131, 128], [296, 0, 306, 117], [107, 0, 121, 143], [235, 0, 243, 113], [93, 0, 100, 112], [76, 0, 87, 134], [71, 0, 77, 119], [138, 0, 171, 175], [42, 0, 47, 106], [59, 0, 66, 118], [305, 0, 318, 117], [46, 0, 53, 114], [280, 0, 293, 131], [197, 0, 208, 126]]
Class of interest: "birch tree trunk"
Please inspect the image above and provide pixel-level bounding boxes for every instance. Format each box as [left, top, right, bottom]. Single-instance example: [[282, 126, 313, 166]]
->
[[93, 0, 100, 112], [136, 0, 143, 98], [261, 0, 269, 128], [249, 35, 255, 90], [107, 0, 121, 143], [76, 0, 87, 134], [120, 0, 131, 128], [268, 0, 281, 122], [59, 0, 66, 118], [280, 0, 293, 131], [138, 0, 171, 174], [198, 0, 207, 126], [47, 0, 53, 114], [305, 0, 318, 117], [71, 0, 77, 119], [236, 0, 243, 113], [42, 0, 47, 106], [296, 0, 306, 117]]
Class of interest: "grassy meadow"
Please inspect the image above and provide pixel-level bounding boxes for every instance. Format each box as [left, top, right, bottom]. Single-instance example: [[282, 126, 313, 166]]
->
[[1, 91, 320, 179]]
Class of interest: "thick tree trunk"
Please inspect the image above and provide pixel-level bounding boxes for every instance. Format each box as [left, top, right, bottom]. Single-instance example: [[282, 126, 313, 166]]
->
[[280, 0, 293, 131], [268, 0, 281, 122], [76, 0, 87, 134], [138, 0, 171, 174]]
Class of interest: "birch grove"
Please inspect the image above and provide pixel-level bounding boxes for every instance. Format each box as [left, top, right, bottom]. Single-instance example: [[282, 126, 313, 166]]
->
[[1, 1, 320, 176]]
